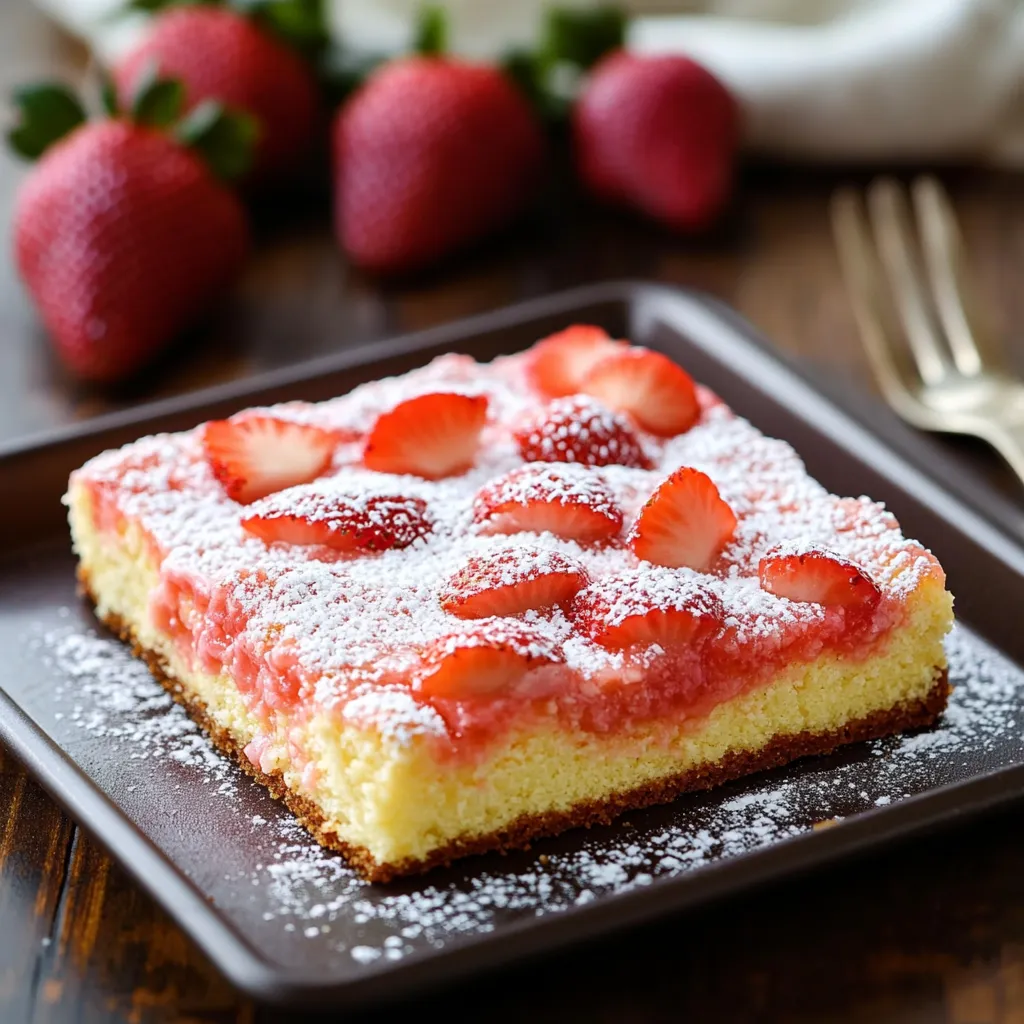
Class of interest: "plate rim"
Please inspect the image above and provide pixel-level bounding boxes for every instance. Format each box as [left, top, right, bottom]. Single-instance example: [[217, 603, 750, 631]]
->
[[3, 281, 1023, 1006], [4, 683, 1023, 1007]]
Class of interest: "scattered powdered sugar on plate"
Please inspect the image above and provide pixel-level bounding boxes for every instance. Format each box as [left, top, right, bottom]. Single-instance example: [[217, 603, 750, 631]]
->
[[22, 618, 1022, 969], [26, 624, 239, 795]]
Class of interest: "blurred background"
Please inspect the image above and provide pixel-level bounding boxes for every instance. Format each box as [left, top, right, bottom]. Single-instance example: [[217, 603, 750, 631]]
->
[[2, 3, 1024, 1023], [1, 0, 1020, 451]]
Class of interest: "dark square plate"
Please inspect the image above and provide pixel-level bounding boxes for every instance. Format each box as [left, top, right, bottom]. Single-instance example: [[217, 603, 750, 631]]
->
[[1, 283, 1022, 1008]]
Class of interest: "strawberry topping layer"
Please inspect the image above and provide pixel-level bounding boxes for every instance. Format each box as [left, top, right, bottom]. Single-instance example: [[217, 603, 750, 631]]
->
[[473, 463, 624, 543], [581, 347, 700, 436], [525, 324, 627, 397], [514, 394, 650, 468], [416, 622, 560, 700], [629, 467, 737, 570], [242, 485, 432, 553], [363, 391, 488, 479], [72, 339, 945, 761], [439, 546, 589, 620], [758, 542, 882, 626], [203, 414, 341, 503], [572, 568, 724, 650]]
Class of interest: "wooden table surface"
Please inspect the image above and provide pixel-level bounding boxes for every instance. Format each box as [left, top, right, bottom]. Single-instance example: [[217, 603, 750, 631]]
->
[[2, 8, 1024, 1023]]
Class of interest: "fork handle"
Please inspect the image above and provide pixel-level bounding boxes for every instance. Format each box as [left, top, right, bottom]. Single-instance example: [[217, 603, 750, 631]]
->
[[988, 422, 1024, 490]]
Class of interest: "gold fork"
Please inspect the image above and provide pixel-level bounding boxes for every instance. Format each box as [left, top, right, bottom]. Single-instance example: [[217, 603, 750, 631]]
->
[[831, 175, 1024, 490]]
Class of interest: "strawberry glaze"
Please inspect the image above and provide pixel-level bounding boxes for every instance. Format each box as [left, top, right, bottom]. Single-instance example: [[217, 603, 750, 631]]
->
[[71, 351, 945, 765]]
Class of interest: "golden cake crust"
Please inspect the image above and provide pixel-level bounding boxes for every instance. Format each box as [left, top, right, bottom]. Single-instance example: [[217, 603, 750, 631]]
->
[[87, 574, 950, 884]]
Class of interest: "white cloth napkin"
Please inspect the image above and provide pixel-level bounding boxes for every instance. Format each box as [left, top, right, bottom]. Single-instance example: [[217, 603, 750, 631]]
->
[[34, 0, 1024, 167], [629, 0, 1024, 167]]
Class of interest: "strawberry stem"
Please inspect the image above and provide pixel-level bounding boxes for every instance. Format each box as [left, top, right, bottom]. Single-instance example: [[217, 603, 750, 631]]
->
[[503, 5, 626, 123], [239, 0, 330, 56], [130, 61, 185, 127], [99, 71, 120, 117], [413, 5, 447, 56], [123, 0, 331, 56], [542, 6, 625, 70], [175, 99, 259, 180], [316, 46, 387, 104], [124, 0, 202, 10], [7, 83, 86, 160]]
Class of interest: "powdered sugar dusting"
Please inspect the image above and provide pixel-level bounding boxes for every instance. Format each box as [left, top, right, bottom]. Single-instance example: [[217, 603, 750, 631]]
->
[[68, 349, 945, 748], [515, 394, 651, 468], [27, 625, 238, 793], [580, 566, 724, 628], [21, 619, 1022, 970], [472, 462, 623, 531], [341, 687, 448, 743]]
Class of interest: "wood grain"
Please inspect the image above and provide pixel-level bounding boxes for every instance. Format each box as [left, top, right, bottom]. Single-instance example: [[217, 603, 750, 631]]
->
[[0, 744, 75, 1024], [4, 746, 1024, 1024], [1, 8, 1023, 1024]]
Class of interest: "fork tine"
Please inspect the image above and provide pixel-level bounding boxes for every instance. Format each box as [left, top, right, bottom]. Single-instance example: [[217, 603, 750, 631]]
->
[[911, 176, 986, 377], [829, 188, 927, 418], [866, 178, 951, 387]]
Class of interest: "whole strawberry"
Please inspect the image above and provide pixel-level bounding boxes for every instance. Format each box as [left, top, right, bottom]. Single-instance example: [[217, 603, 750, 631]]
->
[[334, 56, 546, 274], [114, 2, 323, 185], [574, 52, 739, 232], [9, 78, 253, 383]]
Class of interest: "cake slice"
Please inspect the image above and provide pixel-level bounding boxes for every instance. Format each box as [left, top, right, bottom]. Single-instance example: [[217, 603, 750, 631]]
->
[[66, 328, 954, 881]]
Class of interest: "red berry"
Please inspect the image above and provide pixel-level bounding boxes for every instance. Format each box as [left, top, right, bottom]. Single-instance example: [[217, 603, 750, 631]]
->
[[114, 7, 320, 184], [525, 324, 626, 397], [574, 52, 739, 232], [439, 546, 588, 620], [202, 415, 339, 503], [363, 392, 488, 480], [629, 467, 737, 570], [581, 347, 699, 437], [514, 395, 650, 469], [758, 545, 881, 609], [334, 57, 545, 273], [572, 568, 724, 650], [417, 622, 558, 699], [14, 121, 248, 383], [241, 487, 432, 552], [473, 463, 624, 543]]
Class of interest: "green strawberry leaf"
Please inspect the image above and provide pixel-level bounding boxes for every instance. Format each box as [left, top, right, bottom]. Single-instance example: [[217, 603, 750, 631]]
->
[[414, 4, 447, 56], [317, 45, 387, 105], [99, 71, 120, 117], [502, 6, 625, 125], [543, 6, 625, 69], [237, 0, 330, 55], [503, 51, 558, 119], [176, 99, 259, 180], [7, 83, 87, 160], [131, 61, 185, 126], [124, 0, 213, 12]]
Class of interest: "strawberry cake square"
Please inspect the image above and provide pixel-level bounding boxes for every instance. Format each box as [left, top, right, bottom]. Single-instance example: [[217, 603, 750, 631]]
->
[[66, 326, 954, 881]]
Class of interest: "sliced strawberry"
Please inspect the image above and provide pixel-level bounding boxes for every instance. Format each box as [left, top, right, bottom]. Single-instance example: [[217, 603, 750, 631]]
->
[[629, 467, 736, 570], [439, 546, 588, 620], [417, 623, 558, 698], [581, 347, 699, 437], [202, 415, 340, 504], [241, 486, 431, 552], [525, 324, 627, 397], [572, 568, 723, 650], [473, 463, 623, 543], [419, 644, 529, 698], [758, 545, 881, 608], [514, 395, 650, 469], [363, 392, 488, 480]]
